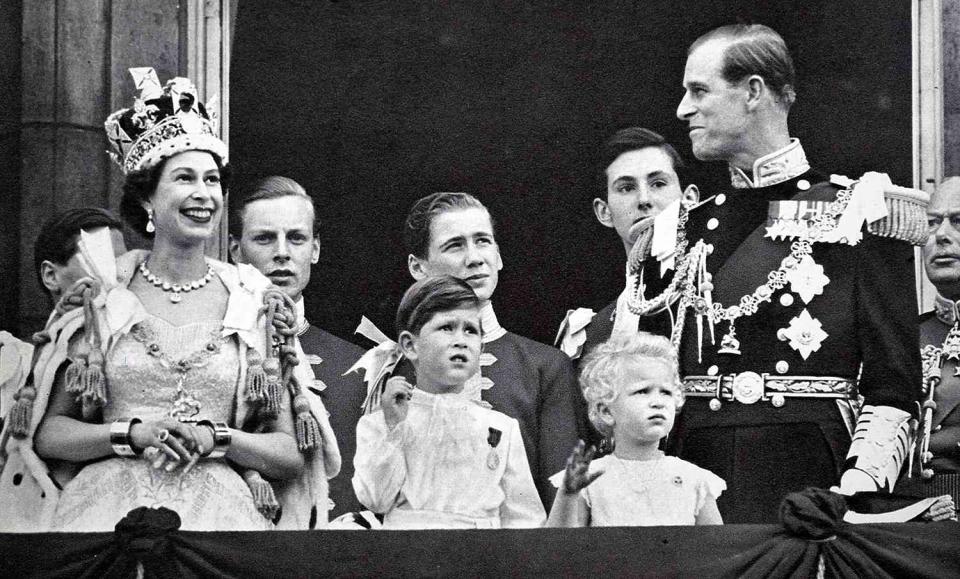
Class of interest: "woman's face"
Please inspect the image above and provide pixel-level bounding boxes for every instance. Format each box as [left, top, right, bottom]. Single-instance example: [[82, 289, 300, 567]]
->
[[144, 150, 223, 245]]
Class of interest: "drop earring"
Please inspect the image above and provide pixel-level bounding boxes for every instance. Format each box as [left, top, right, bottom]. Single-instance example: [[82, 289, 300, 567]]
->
[[146, 208, 155, 233]]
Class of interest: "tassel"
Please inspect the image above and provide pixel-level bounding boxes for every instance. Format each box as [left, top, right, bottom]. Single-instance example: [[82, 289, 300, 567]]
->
[[245, 348, 267, 402], [81, 347, 107, 407], [8, 385, 37, 438], [260, 357, 282, 419], [293, 393, 321, 452], [64, 358, 86, 395], [243, 469, 280, 521]]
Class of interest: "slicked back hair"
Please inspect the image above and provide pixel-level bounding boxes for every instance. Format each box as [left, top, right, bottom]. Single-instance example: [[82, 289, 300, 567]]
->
[[403, 192, 494, 259], [599, 127, 685, 196], [229, 175, 319, 238], [690, 24, 797, 110]]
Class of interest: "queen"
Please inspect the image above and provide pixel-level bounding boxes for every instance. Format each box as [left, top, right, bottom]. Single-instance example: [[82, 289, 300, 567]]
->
[[0, 68, 337, 531]]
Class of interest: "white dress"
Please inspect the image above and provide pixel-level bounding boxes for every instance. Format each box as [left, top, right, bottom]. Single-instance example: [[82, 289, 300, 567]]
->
[[353, 389, 545, 529], [551, 451, 726, 526], [51, 315, 272, 531]]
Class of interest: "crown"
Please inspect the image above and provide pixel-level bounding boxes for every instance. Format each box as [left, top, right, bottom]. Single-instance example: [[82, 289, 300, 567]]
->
[[104, 67, 227, 174]]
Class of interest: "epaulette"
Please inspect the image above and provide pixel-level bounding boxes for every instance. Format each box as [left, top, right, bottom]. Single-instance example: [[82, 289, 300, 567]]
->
[[866, 182, 929, 246], [830, 172, 929, 246]]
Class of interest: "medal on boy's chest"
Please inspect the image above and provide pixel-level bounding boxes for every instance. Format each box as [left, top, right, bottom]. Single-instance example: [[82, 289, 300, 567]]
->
[[486, 427, 502, 470]]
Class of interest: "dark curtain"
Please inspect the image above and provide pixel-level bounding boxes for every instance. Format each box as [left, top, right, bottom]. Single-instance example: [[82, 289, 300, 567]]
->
[[3, 521, 958, 578], [230, 0, 912, 345]]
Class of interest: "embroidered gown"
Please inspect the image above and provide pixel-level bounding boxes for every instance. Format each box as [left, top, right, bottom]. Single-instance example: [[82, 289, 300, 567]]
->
[[51, 315, 272, 531]]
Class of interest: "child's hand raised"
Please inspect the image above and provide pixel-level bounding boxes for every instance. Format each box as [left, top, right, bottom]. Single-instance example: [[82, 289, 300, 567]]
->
[[382, 376, 415, 429], [562, 440, 604, 495]]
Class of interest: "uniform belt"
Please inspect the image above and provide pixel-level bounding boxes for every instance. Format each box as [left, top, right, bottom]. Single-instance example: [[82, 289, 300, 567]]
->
[[682, 372, 857, 407]]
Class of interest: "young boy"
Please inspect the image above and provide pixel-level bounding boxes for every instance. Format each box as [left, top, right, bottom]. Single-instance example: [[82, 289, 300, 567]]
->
[[352, 276, 545, 529]]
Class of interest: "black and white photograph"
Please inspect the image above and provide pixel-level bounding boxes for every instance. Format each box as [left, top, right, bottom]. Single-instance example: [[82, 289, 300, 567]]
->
[[0, 0, 959, 576]]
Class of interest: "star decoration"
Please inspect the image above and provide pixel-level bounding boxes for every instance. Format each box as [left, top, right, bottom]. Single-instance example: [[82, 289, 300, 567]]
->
[[785, 255, 830, 304], [781, 309, 828, 359], [943, 325, 960, 362]]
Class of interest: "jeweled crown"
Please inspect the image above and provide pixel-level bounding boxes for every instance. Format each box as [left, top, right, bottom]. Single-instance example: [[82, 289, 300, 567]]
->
[[104, 67, 227, 174]]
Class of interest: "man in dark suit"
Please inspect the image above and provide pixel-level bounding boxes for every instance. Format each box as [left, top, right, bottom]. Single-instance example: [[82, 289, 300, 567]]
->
[[229, 176, 367, 520], [671, 24, 922, 523]]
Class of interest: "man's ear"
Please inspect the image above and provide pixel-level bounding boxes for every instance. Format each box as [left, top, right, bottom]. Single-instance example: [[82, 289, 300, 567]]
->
[[681, 184, 700, 207], [310, 238, 320, 265], [746, 75, 766, 109], [39, 260, 61, 294], [408, 254, 429, 280], [592, 198, 615, 229], [398, 330, 417, 361], [228, 235, 242, 264]]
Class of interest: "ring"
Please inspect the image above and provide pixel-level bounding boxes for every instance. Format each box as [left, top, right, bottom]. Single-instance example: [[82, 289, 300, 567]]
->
[[158, 429, 169, 442]]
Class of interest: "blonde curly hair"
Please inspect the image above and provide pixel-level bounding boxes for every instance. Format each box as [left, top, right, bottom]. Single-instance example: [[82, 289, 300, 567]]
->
[[579, 332, 684, 438]]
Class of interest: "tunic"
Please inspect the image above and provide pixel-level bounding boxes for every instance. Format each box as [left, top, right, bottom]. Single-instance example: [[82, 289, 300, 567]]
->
[[389, 303, 584, 509], [297, 313, 367, 518], [670, 141, 921, 523], [918, 297, 960, 474], [352, 389, 545, 529]]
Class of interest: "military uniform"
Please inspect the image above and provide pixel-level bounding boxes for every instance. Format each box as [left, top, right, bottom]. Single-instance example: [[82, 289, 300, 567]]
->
[[917, 296, 960, 475], [669, 141, 922, 523], [295, 300, 368, 519]]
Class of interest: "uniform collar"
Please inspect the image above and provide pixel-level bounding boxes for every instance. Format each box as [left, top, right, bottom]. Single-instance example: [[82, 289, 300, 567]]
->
[[481, 302, 507, 344], [935, 292, 960, 326], [295, 297, 310, 336], [729, 139, 810, 189]]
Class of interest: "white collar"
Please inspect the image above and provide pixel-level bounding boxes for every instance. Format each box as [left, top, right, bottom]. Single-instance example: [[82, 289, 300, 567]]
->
[[729, 139, 810, 189], [935, 292, 960, 327], [295, 297, 310, 336], [481, 302, 507, 344]]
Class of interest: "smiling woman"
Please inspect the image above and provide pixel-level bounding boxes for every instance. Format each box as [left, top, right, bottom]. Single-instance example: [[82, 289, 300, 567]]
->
[[0, 69, 335, 533]]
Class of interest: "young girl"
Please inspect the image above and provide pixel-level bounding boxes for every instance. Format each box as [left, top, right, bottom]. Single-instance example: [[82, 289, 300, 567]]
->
[[547, 332, 724, 527], [352, 275, 545, 529]]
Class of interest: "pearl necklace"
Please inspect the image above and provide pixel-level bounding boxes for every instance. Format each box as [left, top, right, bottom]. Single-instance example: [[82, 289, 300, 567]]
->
[[138, 261, 214, 303]]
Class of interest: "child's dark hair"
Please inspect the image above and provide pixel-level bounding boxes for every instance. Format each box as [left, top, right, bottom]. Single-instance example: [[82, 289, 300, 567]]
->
[[396, 275, 481, 337]]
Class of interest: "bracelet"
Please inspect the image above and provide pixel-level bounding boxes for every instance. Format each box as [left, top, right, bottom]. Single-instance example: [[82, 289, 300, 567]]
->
[[198, 420, 231, 459], [110, 418, 142, 457]]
